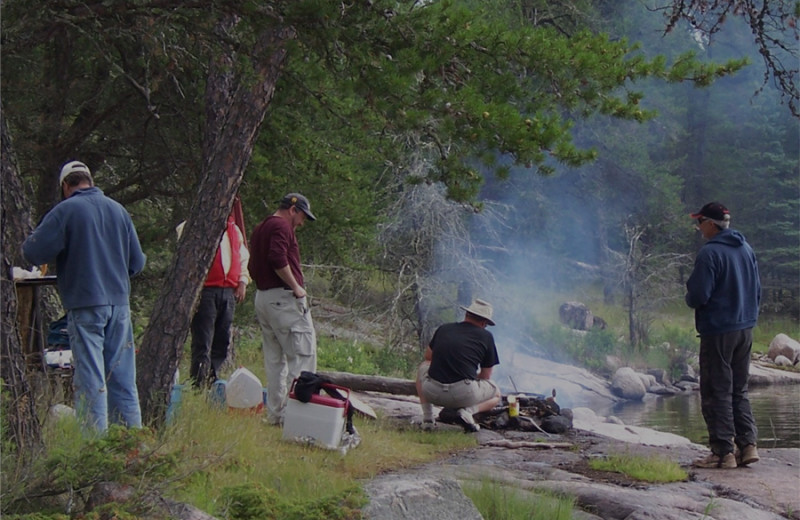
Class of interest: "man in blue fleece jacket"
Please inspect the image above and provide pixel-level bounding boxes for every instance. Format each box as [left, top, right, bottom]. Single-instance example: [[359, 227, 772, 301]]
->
[[23, 161, 146, 433], [686, 202, 761, 469]]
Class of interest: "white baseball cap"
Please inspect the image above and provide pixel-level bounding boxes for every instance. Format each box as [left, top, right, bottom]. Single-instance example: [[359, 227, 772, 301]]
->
[[59, 161, 92, 184]]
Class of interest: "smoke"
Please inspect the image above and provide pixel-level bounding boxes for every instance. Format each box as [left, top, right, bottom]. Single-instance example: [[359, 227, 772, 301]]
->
[[419, 1, 798, 408]]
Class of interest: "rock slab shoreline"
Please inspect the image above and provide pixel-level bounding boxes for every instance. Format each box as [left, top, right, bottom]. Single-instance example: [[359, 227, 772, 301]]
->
[[360, 393, 800, 520]]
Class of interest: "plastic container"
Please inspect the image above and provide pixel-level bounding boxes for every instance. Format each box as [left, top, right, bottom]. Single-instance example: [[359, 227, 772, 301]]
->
[[226, 367, 263, 411], [282, 381, 349, 449], [166, 383, 184, 424], [209, 379, 227, 409], [507, 395, 520, 417]]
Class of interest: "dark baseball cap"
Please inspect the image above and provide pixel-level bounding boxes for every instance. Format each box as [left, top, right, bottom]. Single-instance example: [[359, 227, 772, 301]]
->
[[690, 202, 729, 221], [280, 193, 316, 221]]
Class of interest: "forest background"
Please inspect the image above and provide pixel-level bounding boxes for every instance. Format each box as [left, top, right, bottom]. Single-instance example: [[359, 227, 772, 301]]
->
[[1, 0, 798, 451]]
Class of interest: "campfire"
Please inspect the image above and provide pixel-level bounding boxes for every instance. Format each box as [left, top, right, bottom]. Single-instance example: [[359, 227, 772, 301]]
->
[[439, 390, 569, 433]]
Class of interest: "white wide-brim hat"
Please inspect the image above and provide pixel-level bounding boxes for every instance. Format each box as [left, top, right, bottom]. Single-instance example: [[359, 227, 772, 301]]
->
[[460, 298, 495, 326]]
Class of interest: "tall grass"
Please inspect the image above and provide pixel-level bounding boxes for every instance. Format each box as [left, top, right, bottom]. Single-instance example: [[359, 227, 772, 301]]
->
[[1, 386, 476, 518], [463, 479, 575, 520], [166, 390, 476, 513]]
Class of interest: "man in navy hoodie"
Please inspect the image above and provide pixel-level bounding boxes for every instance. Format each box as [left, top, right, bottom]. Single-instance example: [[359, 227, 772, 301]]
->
[[686, 202, 761, 469], [23, 161, 146, 433]]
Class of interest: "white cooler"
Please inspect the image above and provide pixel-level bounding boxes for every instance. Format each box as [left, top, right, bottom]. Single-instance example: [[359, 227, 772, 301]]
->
[[282, 381, 350, 449]]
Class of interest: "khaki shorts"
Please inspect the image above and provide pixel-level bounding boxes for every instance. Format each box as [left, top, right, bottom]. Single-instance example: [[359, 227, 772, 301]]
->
[[418, 361, 498, 409]]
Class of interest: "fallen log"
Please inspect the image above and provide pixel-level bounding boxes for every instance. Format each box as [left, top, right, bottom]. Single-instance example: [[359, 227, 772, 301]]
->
[[317, 371, 417, 396]]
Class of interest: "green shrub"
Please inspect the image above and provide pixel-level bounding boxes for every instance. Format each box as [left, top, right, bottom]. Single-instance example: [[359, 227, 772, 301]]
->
[[531, 322, 621, 372], [220, 482, 366, 520], [583, 328, 617, 359], [317, 337, 419, 379], [317, 338, 383, 375], [221, 483, 277, 519], [2, 423, 179, 517], [652, 324, 699, 353]]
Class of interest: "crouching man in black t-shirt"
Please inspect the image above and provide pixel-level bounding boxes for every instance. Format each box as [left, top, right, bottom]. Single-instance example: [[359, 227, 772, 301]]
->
[[415, 299, 502, 432]]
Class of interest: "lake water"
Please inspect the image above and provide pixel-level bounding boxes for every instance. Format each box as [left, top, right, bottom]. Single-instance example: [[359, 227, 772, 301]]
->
[[604, 385, 800, 449]]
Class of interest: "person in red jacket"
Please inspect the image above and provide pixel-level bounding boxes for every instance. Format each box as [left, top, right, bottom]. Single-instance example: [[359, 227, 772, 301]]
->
[[178, 203, 250, 388]]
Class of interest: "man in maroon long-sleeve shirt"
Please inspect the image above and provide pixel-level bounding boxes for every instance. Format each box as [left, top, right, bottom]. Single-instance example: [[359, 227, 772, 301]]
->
[[248, 193, 317, 426]]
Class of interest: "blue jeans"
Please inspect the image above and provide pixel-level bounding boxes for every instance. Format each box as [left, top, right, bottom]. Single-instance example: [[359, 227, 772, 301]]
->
[[68, 305, 142, 433]]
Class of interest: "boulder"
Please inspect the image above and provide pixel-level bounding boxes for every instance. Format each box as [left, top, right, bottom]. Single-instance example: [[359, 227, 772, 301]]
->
[[610, 367, 646, 401], [559, 302, 594, 331], [637, 372, 656, 390], [363, 473, 482, 520], [774, 355, 794, 367], [647, 368, 669, 385], [49, 403, 75, 420], [605, 355, 623, 373], [541, 415, 572, 434], [674, 380, 700, 392], [496, 351, 620, 410], [678, 362, 698, 382], [592, 316, 608, 330], [648, 384, 679, 396], [767, 334, 800, 364], [749, 362, 800, 385]]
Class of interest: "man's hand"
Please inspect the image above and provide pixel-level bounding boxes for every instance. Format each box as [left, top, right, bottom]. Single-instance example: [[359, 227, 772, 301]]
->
[[235, 282, 247, 303], [293, 286, 307, 299]]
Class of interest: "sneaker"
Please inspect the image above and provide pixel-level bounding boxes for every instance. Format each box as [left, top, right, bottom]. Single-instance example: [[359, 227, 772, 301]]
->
[[421, 419, 436, 431], [262, 416, 283, 427], [456, 408, 480, 433], [737, 444, 760, 466], [694, 452, 737, 469], [438, 408, 460, 424]]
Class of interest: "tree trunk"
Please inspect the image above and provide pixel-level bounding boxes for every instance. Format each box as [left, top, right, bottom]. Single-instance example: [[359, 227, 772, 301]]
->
[[136, 21, 296, 427], [0, 110, 42, 453]]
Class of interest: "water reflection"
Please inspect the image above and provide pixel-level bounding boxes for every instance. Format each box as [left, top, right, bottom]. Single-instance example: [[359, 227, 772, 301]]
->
[[603, 386, 800, 449]]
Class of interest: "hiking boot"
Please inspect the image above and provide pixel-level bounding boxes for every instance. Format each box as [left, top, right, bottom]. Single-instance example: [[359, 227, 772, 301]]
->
[[421, 419, 436, 431], [737, 444, 760, 466], [456, 408, 480, 433], [693, 452, 737, 469]]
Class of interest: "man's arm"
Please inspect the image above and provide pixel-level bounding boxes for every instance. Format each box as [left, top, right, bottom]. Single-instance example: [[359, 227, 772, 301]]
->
[[22, 212, 64, 266], [235, 224, 250, 302], [477, 366, 493, 380], [685, 252, 714, 309], [127, 218, 146, 277]]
